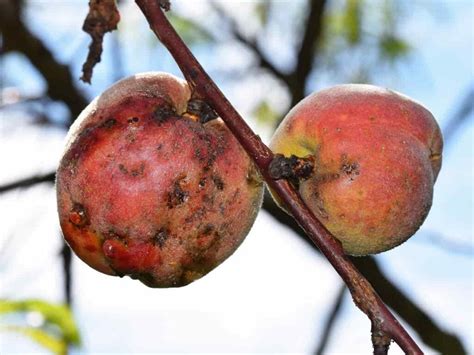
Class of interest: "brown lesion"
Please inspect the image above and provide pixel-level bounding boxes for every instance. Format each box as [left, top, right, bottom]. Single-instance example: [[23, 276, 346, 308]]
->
[[212, 174, 224, 190], [340, 154, 360, 181], [153, 103, 176, 123], [167, 175, 190, 208], [178, 225, 224, 285], [151, 228, 169, 248], [127, 117, 140, 124], [311, 191, 329, 220], [118, 162, 145, 177], [100, 118, 117, 129]]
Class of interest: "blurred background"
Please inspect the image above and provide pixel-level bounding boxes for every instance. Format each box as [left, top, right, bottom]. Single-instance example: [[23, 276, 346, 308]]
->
[[0, 0, 472, 354]]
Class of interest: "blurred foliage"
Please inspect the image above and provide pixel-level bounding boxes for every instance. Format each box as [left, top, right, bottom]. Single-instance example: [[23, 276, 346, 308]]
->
[[253, 100, 280, 126], [342, 0, 362, 45], [0, 299, 81, 355], [254, 1, 271, 26], [320, 0, 411, 82], [168, 13, 214, 44]]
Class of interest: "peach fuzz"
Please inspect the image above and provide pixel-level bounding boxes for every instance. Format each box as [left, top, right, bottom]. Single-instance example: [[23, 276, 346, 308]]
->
[[56, 72, 263, 287], [270, 84, 442, 255]]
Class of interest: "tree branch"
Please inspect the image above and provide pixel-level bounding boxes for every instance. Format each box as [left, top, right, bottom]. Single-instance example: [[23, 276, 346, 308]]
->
[[289, 0, 327, 107], [134, 1, 422, 353], [0, 172, 55, 193], [315, 283, 346, 355], [263, 194, 467, 355], [210, 2, 290, 84], [0, 0, 88, 120], [442, 85, 473, 143]]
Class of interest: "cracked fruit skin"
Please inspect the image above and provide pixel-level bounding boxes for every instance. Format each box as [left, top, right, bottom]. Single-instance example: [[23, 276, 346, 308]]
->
[[270, 84, 443, 256], [56, 72, 263, 287]]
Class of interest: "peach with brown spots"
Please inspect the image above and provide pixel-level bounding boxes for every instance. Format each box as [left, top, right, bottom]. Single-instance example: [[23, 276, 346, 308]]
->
[[270, 84, 442, 255], [56, 72, 263, 287]]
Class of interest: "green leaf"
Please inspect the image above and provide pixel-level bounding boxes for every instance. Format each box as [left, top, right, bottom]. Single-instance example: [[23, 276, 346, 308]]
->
[[343, 0, 362, 45], [255, 1, 270, 26], [1, 325, 67, 355], [253, 101, 280, 125], [168, 14, 214, 44], [379, 35, 411, 60], [0, 299, 81, 345]]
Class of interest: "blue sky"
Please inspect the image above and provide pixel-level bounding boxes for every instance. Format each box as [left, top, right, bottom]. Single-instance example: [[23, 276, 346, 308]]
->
[[0, 1, 472, 354]]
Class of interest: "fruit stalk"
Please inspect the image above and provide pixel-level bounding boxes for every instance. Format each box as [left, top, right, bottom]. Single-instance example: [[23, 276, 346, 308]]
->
[[134, 1, 423, 353]]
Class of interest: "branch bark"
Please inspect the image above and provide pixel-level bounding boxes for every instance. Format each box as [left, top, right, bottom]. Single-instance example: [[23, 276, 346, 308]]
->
[[134, 1, 421, 353], [263, 193, 467, 355]]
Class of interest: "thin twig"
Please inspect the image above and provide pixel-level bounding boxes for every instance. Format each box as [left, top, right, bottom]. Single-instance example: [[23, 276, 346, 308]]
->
[[134, 1, 422, 353], [442, 85, 473, 143], [315, 283, 346, 355], [210, 1, 289, 83], [0, 172, 55, 193]]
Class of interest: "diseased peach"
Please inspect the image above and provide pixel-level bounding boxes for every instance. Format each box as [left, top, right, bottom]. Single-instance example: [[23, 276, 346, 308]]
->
[[56, 72, 263, 287], [270, 84, 442, 255]]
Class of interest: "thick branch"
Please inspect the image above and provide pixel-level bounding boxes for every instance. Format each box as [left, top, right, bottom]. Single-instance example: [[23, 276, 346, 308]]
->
[[0, 0, 88, 119], [263, 194, 467, 355], [288, 0, 327, 107], [134, 1, 421, 353]]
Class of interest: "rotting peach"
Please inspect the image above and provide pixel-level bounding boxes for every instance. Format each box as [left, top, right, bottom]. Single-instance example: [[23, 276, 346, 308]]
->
[[270, 84, 443, 256], [56, 72, 263, 287]]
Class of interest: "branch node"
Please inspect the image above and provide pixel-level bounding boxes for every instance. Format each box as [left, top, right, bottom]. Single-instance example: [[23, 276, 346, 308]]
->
[[372, 323, 392, 355]]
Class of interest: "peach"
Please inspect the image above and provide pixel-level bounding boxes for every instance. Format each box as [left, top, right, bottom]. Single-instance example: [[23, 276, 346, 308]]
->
[[270, 84, 442, 255], [56, 72, 263, 287]]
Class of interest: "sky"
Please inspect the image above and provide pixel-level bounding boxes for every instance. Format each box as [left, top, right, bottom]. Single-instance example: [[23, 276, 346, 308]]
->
[[0, 1, 473, 354]]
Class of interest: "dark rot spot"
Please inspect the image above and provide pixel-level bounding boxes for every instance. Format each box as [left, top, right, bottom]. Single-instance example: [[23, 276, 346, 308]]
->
[[118, 164, 128, 174], [341, 161, 360, 180], [130, 163, 145, 177], [202, 224, 214, 235], [198, 177, 207, 188], [127, 117, 140, 124], [118, 163, 145, 177], [100, 118, 117, 129], [152, 228, 169, 248], [167, 177, 189, 208], [153, 104, 176, 123], [212, 175, 224, 190], [69, 203, 88, 227]]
